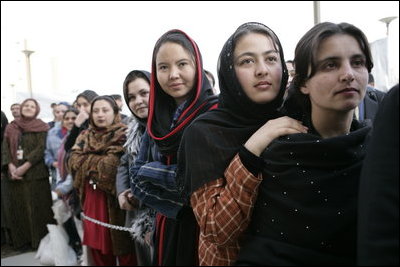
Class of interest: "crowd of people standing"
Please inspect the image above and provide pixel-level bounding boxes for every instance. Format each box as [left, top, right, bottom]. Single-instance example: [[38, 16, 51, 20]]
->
[[1, 20, 398, 266]]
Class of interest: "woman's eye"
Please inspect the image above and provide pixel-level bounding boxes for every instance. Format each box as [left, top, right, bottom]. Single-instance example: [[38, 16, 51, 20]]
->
[[240, 58, 253, 65], [352, 59, 365, 67], [321, 61, 337, 70]]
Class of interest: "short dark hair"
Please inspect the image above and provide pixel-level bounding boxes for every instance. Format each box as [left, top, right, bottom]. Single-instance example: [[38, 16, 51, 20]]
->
[[204, 70, 215, 86], [368, 73, 375, 84]]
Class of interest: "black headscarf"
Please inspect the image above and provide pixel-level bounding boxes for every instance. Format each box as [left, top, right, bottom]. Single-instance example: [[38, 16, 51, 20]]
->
[[177, 22, 288, 199], [146, 29, 218, 157]]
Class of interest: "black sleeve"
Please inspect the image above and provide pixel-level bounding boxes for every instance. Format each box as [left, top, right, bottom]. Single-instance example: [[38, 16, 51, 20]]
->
[[64, 125, 82, 152], [357, 84, 399, 266], [238, 145, 265, 176]]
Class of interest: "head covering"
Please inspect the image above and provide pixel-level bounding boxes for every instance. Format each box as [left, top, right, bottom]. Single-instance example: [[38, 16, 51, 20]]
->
[[147, 29, 218, 157], [122, 70, 151, 156], [122, 70, 151, 128], [177, 22, 288, 198], [4, 98, 49, 164], [58, 101, 70, 107], [70, 96, 127, 196], [76, 90, 98, 103]]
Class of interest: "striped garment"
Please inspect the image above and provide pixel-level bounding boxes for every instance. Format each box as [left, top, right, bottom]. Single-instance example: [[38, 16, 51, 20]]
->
[[130, 131, 183, 219]]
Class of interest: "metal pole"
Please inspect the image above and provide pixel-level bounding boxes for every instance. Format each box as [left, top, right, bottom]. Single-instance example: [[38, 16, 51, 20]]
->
[[313, 1, 320, 25], [22, 39, 34, 98]]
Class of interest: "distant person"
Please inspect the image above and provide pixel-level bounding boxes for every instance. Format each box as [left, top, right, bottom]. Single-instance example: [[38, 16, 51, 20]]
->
[[1, 111, 8, 144], [356, 73, 385, 122], [284, 60, 295, 99], [64, 90, 98, 152], [285, 60, 295, 85], [10, 103, 21, 120], [45, 105, 74, 190], [357, 84, 399, 266], [2, 98, 55, 250], [51, 108, 82, 258], [205, 69, 217, 94], [111, 94, 129, 124], [48, 103, 58, 128], [368, 72, 375, 87], [1, 110, 9, 245], [48, 102, 69, 129]]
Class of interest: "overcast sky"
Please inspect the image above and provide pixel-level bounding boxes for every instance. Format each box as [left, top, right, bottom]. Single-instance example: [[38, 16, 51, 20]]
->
[[1, 1, 399, 120]]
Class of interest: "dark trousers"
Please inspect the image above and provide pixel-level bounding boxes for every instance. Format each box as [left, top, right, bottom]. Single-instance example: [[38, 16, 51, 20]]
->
[[63, 217, 82, 256]]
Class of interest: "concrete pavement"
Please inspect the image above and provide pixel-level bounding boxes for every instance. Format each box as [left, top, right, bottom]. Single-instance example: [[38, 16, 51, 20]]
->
[[1, 251, 43, 266]]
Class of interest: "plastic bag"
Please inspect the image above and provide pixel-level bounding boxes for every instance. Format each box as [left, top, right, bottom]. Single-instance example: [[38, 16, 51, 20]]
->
[[35, 224, 77, 266], [35, 233, 53, 265], [52, 199, 72, 225]]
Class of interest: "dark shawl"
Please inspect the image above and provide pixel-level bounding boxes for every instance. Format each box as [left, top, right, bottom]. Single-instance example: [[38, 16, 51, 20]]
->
[[177, 22, 288, 199], [147, 29, 218, 158], [236, 120, 372, 266]]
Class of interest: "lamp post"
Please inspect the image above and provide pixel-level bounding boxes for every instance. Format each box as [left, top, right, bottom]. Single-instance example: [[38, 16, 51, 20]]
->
[[379, 16, 397, 36], [313, 1, 320, 25], [21, 39, 34, 98]]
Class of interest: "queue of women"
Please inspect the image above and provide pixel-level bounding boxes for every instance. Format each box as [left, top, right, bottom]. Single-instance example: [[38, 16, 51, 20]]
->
[[1, 20, 398, 266]]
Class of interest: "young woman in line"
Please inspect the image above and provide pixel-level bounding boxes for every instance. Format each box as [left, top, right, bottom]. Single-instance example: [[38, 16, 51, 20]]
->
[[129, 29, 218, 265], [116, 70, 153, 265], [236, 22, 373, 265], [69, 96, 136, 266], [177, 22, 307, 265]]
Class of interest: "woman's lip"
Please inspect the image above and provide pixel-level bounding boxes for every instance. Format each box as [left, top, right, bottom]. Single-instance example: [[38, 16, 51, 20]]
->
[[336, 87, 359, 94], [255, 83, 271, 90], [255, 81, 272, 86], [135, 107, 147, 112], [169, 83, 183, 89]]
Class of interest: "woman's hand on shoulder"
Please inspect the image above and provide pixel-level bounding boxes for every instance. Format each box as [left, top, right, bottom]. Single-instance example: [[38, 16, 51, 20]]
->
[[245, 116, 308, 156]]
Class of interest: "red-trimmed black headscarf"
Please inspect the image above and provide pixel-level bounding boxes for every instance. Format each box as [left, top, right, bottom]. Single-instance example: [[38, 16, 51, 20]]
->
[[147, 29, 218, 157]]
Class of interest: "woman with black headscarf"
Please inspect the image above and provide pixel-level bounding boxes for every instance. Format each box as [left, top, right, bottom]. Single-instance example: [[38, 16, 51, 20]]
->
[[176, 22, 306, 265], [129, 29, 217, 265], [236, 22, 373, 266]]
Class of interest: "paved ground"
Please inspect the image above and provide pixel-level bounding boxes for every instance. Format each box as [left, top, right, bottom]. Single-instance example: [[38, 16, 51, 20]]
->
[[1, 244, 34, 259], [1, 244, 42, 266]]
